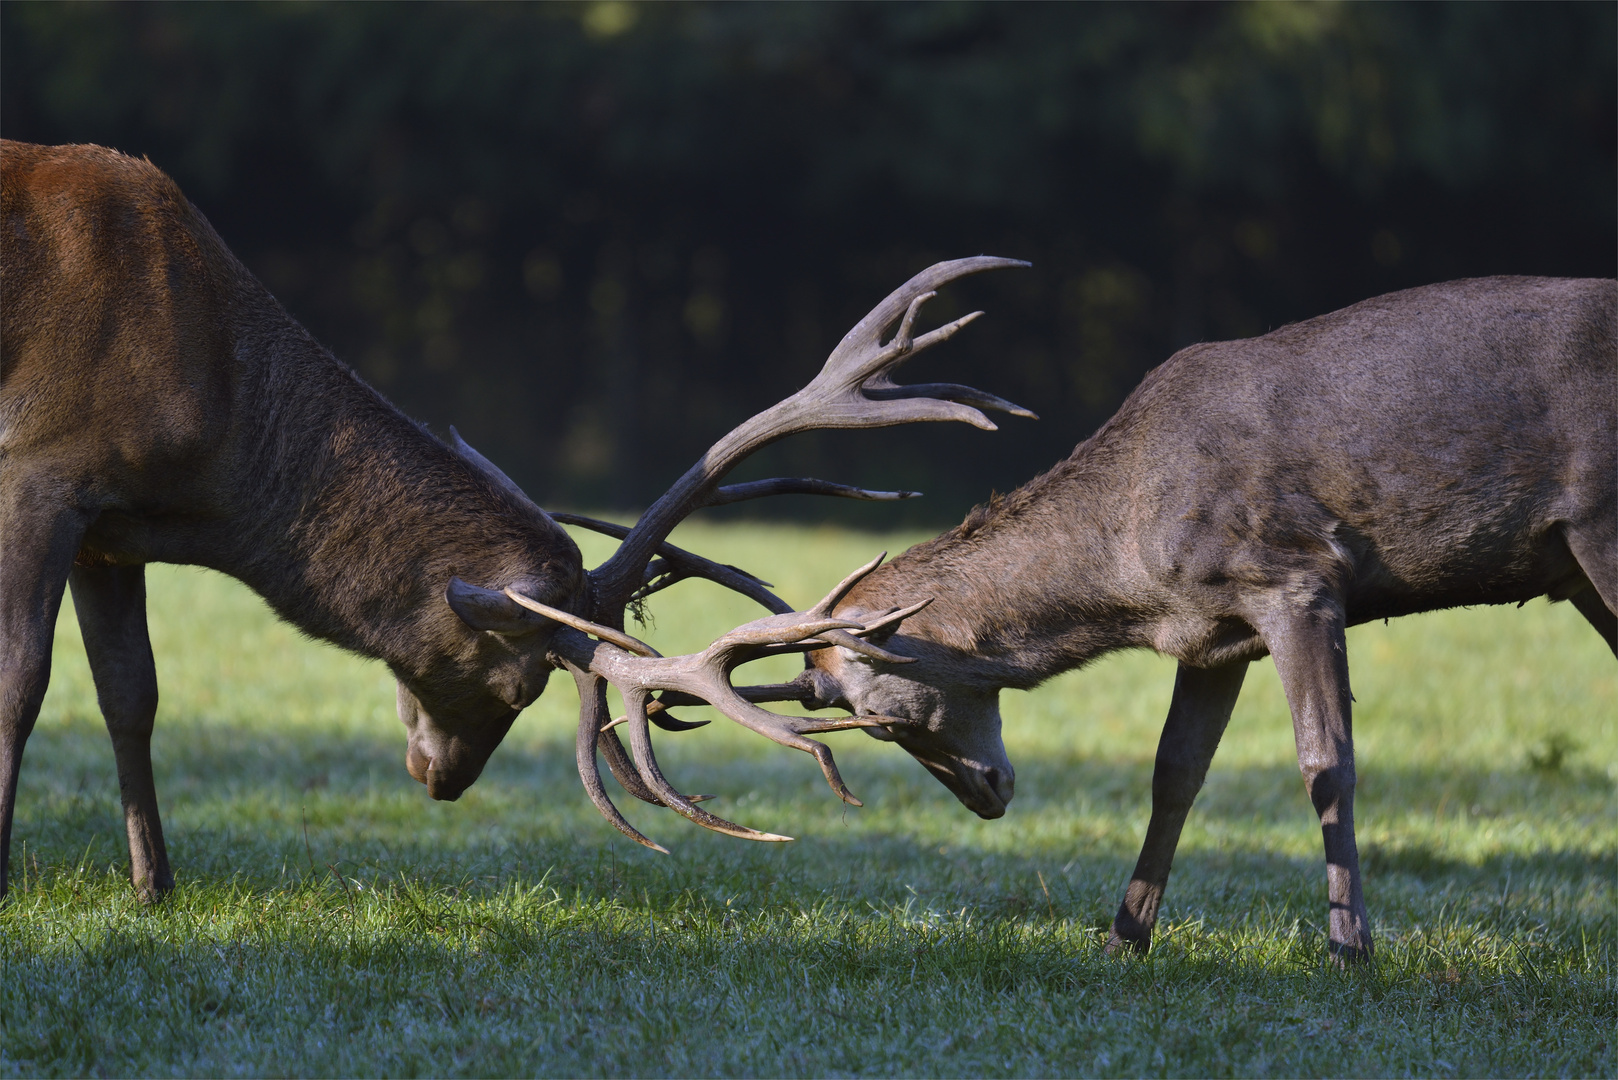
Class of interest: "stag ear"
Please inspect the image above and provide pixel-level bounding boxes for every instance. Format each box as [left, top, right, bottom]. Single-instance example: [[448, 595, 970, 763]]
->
[[446, 576, 554, 637], [862, 615, 902, 646]]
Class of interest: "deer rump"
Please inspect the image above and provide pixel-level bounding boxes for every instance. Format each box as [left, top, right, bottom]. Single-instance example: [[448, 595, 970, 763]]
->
[[805, 276, 1616, 961]]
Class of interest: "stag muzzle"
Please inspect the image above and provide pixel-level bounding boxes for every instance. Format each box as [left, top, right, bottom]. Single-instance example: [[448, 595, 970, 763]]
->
[[909, 742, 1015, 819], [397, 682, 515, 802], [807, 651, 1016, 818]]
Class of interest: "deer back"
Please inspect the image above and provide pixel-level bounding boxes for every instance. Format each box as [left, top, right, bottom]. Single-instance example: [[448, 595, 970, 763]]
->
[[1086, 276, 1615, 621]]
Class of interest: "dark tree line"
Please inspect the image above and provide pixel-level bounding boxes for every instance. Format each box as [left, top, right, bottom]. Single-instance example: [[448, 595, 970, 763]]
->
[[5, 2, 1613, 524]]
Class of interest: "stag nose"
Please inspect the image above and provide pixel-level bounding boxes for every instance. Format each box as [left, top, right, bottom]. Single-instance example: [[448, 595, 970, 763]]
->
[[967, 772, 1007, 819], [985, 766, 1015, 807], [425, 768, 468, 802]]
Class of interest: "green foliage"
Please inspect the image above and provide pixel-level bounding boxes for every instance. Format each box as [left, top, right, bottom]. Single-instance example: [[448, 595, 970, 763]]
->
[[5, 523, 1614, 1076], [3, 3, 1612, 519]]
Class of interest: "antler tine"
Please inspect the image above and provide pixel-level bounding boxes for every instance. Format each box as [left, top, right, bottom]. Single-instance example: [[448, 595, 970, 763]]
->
[[682, 566, 926, 670], [555, 627, 794, 841], [619, 686, 793, 842], [634, 557, 688, 602], [652, 604, 921, 804], [704, 614, 868, 658], [706, 478, 921, 506], [597, 722, 682, 800], [660, 683, 819, 707], [785, 597, 932, 665], [565, 663, 669, 854], [645, 708, 709, 733], [558, 566, 947, 830], [641, 679, 825, 727], [864, 381, 1039, 421], [826, 256, 1029, 383], [505, 589, 661, 657], [803, 628, 915, 665], [847, 597, 933, 637], [643, 681, 816, 724], [695, 683, 868, 806], [552, 513, 792, 617], [683, 580, 945, 801], [807, 552, 890, 618]]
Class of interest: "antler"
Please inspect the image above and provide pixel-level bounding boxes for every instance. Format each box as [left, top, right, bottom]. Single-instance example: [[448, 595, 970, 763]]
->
[[538, 555, 929, 847], [586, 256, 1032, 618], [548, 512, 793, 616], [453, 257, 1029, 848]]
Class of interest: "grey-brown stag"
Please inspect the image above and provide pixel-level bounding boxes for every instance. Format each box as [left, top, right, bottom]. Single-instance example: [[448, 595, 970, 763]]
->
[[791, 276, 1616, 961], [0, 139, 1032, 899]]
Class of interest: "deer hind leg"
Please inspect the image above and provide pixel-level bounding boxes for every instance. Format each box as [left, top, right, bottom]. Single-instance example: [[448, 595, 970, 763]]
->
[[68, 565, 173, 901], [1259, 598, 1372, 962], [1107, 659, 1248, 955], [0, 488, 90, 900]]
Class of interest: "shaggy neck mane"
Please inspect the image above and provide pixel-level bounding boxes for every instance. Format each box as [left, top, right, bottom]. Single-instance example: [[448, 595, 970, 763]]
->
[[203, 283, 578, 679], [857, 439, 1152, 689]]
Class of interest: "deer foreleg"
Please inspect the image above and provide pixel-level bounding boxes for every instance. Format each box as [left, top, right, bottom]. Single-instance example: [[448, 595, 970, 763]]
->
[[1569, 588, 1617, 657], [1261, 599, 1373, 962], [1564, 521, 1617, 657], [1107, 659, 1247, 955], [69, 565, 173, 901], [0, 488, 89, 901]]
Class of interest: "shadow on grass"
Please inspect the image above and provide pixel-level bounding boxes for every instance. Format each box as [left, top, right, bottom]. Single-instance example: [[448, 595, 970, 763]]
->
[[12, 717, 1613, 930], [7, 883, 1610, 1080], [25, 712, 1617, 806]]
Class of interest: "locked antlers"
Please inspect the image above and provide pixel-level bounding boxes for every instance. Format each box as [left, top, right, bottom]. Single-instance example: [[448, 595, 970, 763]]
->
[[455, 256, 1029, 848], [531, 555, 930, 850]]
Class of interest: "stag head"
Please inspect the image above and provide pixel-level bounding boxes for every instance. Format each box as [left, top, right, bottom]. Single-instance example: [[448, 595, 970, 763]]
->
[[395, 548, 583, 802], [420, 256, 1033, 847], [801, 615, 1015, 820]]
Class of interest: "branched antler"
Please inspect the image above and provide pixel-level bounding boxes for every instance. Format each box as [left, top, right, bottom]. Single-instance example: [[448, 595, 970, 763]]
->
[[539, 555, 929, 846], [588, 256, 1032, 619], [452, 256, 1029, 848]]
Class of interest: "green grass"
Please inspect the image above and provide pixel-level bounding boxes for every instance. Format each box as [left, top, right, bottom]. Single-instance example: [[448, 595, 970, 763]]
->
[[4, 520, 1615, 1078]]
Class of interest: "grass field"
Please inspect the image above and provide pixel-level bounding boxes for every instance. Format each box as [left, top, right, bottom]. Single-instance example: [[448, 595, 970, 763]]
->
[[4, 520, 1614, 1078]]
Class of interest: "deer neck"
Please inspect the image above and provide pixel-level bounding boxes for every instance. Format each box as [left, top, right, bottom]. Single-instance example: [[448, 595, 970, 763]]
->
[[208, 303, 578, 678], [859, 451, 1152, 690]]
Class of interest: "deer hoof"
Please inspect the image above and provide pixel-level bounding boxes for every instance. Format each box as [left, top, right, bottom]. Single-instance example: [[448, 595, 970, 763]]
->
[[132, 876, 174, 905], [1103, 930, 1151, 957], [1327, 939, 1374, 967]]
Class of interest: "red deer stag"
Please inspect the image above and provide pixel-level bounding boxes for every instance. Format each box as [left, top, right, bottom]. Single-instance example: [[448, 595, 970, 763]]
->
[[0, 140, 1031, 899], [787, 277, 1615, 961]]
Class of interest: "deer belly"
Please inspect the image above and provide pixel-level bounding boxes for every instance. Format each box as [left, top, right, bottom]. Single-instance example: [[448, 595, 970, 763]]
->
[[1342, 522, 1589, 623]]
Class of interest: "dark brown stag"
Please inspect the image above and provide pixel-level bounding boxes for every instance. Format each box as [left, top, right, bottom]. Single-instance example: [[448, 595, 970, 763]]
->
[[791, 277, 1616, 960], [0, 140, 1031, 898]]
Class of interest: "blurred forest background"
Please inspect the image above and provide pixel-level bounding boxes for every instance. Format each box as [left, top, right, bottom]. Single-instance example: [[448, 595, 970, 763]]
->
[[4, 1, 1614, 524]]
